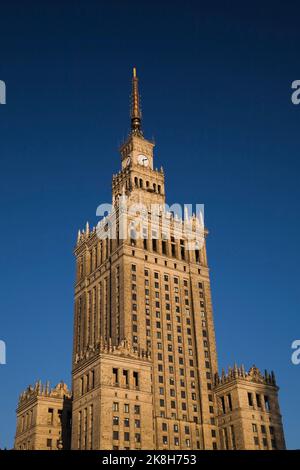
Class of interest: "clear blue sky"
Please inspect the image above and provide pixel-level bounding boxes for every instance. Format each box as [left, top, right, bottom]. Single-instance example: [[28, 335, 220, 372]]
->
[[0, 0, 299, 449]]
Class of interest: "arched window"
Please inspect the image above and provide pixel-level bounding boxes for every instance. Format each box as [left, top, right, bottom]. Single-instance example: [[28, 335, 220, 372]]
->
[[134, 177, 138, 187], [158, 185, 161, 194], [153, 183, 157, 192], [139, 179, 143, 188]]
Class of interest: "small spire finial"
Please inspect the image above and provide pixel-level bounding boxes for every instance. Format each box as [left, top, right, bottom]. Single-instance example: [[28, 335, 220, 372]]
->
[[130, 67, 143, 136]]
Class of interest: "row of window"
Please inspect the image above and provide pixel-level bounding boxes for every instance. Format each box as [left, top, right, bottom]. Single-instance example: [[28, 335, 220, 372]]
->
[[112, 368, 139, 389], [252, 423, 274, 435], [248, 392, 271, 411], [133, 176, 162, 194], [113, 430, 141, 443], [130, 233, 202, 264], [112, 416, 140, 427], [219, 392, 272, 414], [112, 402, 141, 414], [253, 435, 277, 449], [160, 436, 199, 448], [132, 250, 202, 272], [79, 370, 95, 396]]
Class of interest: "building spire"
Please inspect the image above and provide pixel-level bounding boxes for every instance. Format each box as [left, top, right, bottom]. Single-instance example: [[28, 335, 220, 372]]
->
[[130, 67, 143, 136]]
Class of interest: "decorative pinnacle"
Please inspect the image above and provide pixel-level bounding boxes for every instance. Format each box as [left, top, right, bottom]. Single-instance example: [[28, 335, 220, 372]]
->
[[130, 67, 143, 136]]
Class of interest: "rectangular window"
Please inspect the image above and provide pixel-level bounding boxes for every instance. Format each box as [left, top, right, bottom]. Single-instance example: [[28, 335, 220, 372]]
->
[[47, 408, 54, 425], [113, 368, 119, 385], [113, 416, 119, 426], [263, 437, 268, 447], [133, 371, 139, 388], [248, 392, 253, 407], [256, 393, 261, 407], [113, 401, 119, 411], [227, 393, 232, 411], [171, 243, 176, 257], [264, 395, 271, 411]]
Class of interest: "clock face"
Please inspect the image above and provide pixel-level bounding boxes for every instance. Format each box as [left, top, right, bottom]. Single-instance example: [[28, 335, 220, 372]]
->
[[138, 154, 149, 167]]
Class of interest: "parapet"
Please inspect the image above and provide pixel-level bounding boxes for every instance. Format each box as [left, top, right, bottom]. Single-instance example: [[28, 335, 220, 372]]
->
[[18, 381, 71, 406], [214, 364, 277, 388]]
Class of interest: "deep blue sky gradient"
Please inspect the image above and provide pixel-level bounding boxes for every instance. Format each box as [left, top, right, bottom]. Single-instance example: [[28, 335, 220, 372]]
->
[[0, 0, 299, 449]]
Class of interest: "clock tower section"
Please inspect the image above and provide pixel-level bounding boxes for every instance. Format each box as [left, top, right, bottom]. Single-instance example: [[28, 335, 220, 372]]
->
[[112, 68, 165, 208]]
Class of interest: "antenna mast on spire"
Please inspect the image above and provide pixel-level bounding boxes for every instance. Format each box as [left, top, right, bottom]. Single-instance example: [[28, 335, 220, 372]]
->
[[131, 67, 143, 136]]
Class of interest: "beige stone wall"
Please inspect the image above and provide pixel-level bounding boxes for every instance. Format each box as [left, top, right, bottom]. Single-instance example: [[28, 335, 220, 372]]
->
[[71, 352, 153, 450], [214, 370, 286, 450], [14, 383, 71, 450]]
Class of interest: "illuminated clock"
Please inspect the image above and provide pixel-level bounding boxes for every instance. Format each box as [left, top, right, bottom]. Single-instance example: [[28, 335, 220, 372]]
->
[[137, 154, 149, 167]]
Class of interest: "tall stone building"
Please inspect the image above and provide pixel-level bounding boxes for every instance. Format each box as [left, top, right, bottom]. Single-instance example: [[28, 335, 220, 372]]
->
[[14, 68, 286, 450], [70, 69, 285, 450], [14, 381, 72, 450]]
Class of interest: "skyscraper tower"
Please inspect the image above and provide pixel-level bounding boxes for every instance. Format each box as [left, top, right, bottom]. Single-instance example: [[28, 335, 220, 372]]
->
[[70, 69, 285, 451]]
